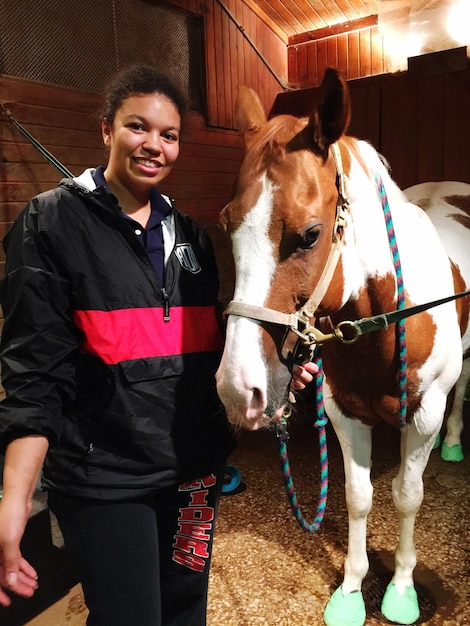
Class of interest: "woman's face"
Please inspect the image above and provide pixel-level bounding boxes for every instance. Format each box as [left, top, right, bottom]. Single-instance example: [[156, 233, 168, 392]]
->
[[101, 92, 181, 197]]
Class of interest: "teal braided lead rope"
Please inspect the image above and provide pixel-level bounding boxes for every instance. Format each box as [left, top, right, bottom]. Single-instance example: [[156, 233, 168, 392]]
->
[[375, 173, 408, 426], [278, 351, 328, 533]]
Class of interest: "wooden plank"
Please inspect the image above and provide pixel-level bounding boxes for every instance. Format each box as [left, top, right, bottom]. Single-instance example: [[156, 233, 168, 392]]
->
[[245, 1, 302, 39], [247, 1, 260, 103], [174, 155, 242, 173], [0, 203, 29, 223], [243, 1, 256, 91], [1, 142, 104, 168], [160, 182, 233, 198], [220, 2, 233, 128], [408, 46, 468, 77], [278, 0, 319, 33], [296, 44, 309, 89], [289, 15, 378, 45], [182, 127, 241, 147], [237, 0, 289, 42], [0, 76, 102, 113], [287, 46, 299, 89], [327, 37, 338, 69], [270, 85, 319, 118], [416, 74, 445, 183], [2, 102, 98, 132], [370, 27, 384, 76], [337, 34, 349, 80], [1, 182, 55, 203], [348, 75, 381, 146], [316, 39, 328, 83], [164, 168, 236, 186], [359, 29, 372, 77], [0, 162, 74, 184], [443, 70, 470, 184], [203, 0, 218, 127], [347, 31, 360, 80], [214, 1, 227, 127], [307, 41, 319, 88], [380, 74, 418, 189], [235, 0, 247, 99], [227, 0, 241, 127], [0, 121, 101, 149]]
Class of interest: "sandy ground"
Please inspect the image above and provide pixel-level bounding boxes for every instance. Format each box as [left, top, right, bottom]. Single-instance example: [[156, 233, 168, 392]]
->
[[5, 406, 469, 626]]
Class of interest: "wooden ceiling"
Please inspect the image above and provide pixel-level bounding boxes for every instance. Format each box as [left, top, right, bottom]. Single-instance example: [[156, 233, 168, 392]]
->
[[243, 0, 379, 42]]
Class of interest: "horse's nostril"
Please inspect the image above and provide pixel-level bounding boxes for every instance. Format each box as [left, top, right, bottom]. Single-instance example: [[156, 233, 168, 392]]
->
[[250, 387, 265, 410], [247, 387, 266, 417]]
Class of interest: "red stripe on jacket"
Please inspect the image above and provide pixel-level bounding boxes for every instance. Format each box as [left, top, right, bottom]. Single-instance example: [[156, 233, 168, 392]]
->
[[73, 306, 224, 364]]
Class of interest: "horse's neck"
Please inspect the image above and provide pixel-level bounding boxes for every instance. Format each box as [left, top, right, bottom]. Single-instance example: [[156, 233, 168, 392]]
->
[[342, 145, 406, 302]]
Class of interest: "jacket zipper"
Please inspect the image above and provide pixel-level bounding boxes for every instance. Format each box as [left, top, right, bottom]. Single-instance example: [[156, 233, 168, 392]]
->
[[73, 185, 173, 323], [161, 288, 170, 322]]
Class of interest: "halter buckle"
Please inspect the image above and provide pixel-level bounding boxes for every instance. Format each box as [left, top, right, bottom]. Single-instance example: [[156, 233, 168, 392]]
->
[[275, 417, 289, 443]]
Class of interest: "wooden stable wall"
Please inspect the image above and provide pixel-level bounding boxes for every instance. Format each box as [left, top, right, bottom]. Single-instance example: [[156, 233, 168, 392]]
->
[[0, 0, 287, 306], [287, 22, 388, 89], [272, 63, 470, 190], [167, 0, 287, 129], [0, 77, 240, 304]]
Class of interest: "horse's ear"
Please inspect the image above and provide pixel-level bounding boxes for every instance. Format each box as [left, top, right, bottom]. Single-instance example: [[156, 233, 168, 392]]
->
[[235, 85, 267, 148], [308, 68, 351, 159]]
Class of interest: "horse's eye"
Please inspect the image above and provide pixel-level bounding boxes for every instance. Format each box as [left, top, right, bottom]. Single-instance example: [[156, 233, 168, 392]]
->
[[299, 226, 321, 250]]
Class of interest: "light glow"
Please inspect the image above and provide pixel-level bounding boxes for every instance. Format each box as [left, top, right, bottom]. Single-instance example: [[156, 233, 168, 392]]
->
[[447, 0, 470, 46], [378, 0, 470, 73]]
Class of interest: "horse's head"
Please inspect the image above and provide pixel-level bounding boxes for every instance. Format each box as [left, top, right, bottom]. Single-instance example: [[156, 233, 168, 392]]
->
[[216, 68, 353, 429]]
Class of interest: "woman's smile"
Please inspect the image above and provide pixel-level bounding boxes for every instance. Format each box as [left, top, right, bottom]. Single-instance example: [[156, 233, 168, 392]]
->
[[101, 93, 181, 200]]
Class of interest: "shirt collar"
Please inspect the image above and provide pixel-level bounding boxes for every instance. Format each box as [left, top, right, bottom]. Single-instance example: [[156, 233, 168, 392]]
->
[[92, 166, 172, 222]]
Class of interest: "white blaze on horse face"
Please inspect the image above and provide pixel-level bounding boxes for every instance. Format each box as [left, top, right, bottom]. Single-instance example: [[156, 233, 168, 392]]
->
[[217, 174, 278, 429]]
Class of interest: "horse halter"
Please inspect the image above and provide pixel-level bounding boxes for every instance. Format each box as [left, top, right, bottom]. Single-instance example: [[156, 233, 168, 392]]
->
[[225, 142, 352, 362]]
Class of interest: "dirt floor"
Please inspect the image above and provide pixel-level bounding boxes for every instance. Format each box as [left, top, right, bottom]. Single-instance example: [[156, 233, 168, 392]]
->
[[10, 405, 470, 625]]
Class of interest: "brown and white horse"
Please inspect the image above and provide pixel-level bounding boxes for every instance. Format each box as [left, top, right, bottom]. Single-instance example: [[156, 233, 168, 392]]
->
[[216, 68, 470, 626]]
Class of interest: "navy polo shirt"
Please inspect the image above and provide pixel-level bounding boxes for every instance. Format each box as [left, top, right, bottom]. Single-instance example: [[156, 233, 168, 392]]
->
[[92, 167, 171, 284]]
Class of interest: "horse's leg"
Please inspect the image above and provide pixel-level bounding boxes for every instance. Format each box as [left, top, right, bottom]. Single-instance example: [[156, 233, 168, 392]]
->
[[441, 358, 470, 462], [381, 418, 440, 624], [323, 411, 373, 626]]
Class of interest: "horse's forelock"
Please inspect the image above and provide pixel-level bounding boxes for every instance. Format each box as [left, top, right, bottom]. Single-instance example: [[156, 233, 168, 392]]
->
[[248, 114, 307, 158]]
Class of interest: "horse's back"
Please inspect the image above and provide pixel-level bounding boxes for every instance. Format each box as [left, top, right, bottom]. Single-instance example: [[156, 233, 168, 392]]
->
[[404, 181, 470, 274], [405, 181, 470, 350]]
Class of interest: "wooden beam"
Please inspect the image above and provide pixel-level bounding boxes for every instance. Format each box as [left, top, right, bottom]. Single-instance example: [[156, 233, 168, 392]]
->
[[288, 15, 378, 46]]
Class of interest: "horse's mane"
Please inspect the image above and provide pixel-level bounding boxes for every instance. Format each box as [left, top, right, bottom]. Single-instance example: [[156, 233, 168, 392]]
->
[[344, 136, 406, 204], [247, 116, 404, 204]]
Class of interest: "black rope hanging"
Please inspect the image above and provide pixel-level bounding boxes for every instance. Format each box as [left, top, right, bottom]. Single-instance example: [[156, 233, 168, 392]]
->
[[1, 103, 73, 178], [216, 0, 290, 92]]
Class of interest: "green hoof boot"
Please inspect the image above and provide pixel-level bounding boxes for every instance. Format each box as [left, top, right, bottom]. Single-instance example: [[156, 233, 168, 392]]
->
[[433, 432, 441, 450], [323, 586, 366, 626], [381, 582, 419, 624], [441, 441, 464, 462]]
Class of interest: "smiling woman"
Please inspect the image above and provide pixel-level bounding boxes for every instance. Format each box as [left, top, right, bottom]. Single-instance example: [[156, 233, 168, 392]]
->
[[101, 93, 182, 225], [0, 65, 235, 626]]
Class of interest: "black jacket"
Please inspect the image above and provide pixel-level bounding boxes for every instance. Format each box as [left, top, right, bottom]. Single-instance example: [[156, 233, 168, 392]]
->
[[0, 170, 234, 499]]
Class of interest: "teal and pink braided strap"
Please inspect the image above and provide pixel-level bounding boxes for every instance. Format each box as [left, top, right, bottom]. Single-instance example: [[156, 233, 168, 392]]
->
[[277, 173, 407, 532], [375, 173, 408, 426], [277, 352, 328, 533]]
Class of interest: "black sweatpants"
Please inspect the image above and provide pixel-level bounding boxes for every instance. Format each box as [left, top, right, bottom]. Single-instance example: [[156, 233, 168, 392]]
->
[[48, 470, 224, 626]]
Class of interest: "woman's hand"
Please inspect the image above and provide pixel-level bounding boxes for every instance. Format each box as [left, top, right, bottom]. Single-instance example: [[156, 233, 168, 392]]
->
[[291, 360, 318, 391], [0, 498, 38, 606], [0, 435, 48, 605]]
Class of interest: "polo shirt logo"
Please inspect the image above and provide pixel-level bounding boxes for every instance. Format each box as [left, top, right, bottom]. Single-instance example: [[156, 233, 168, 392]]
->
[[174, 244, 201, 274]]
